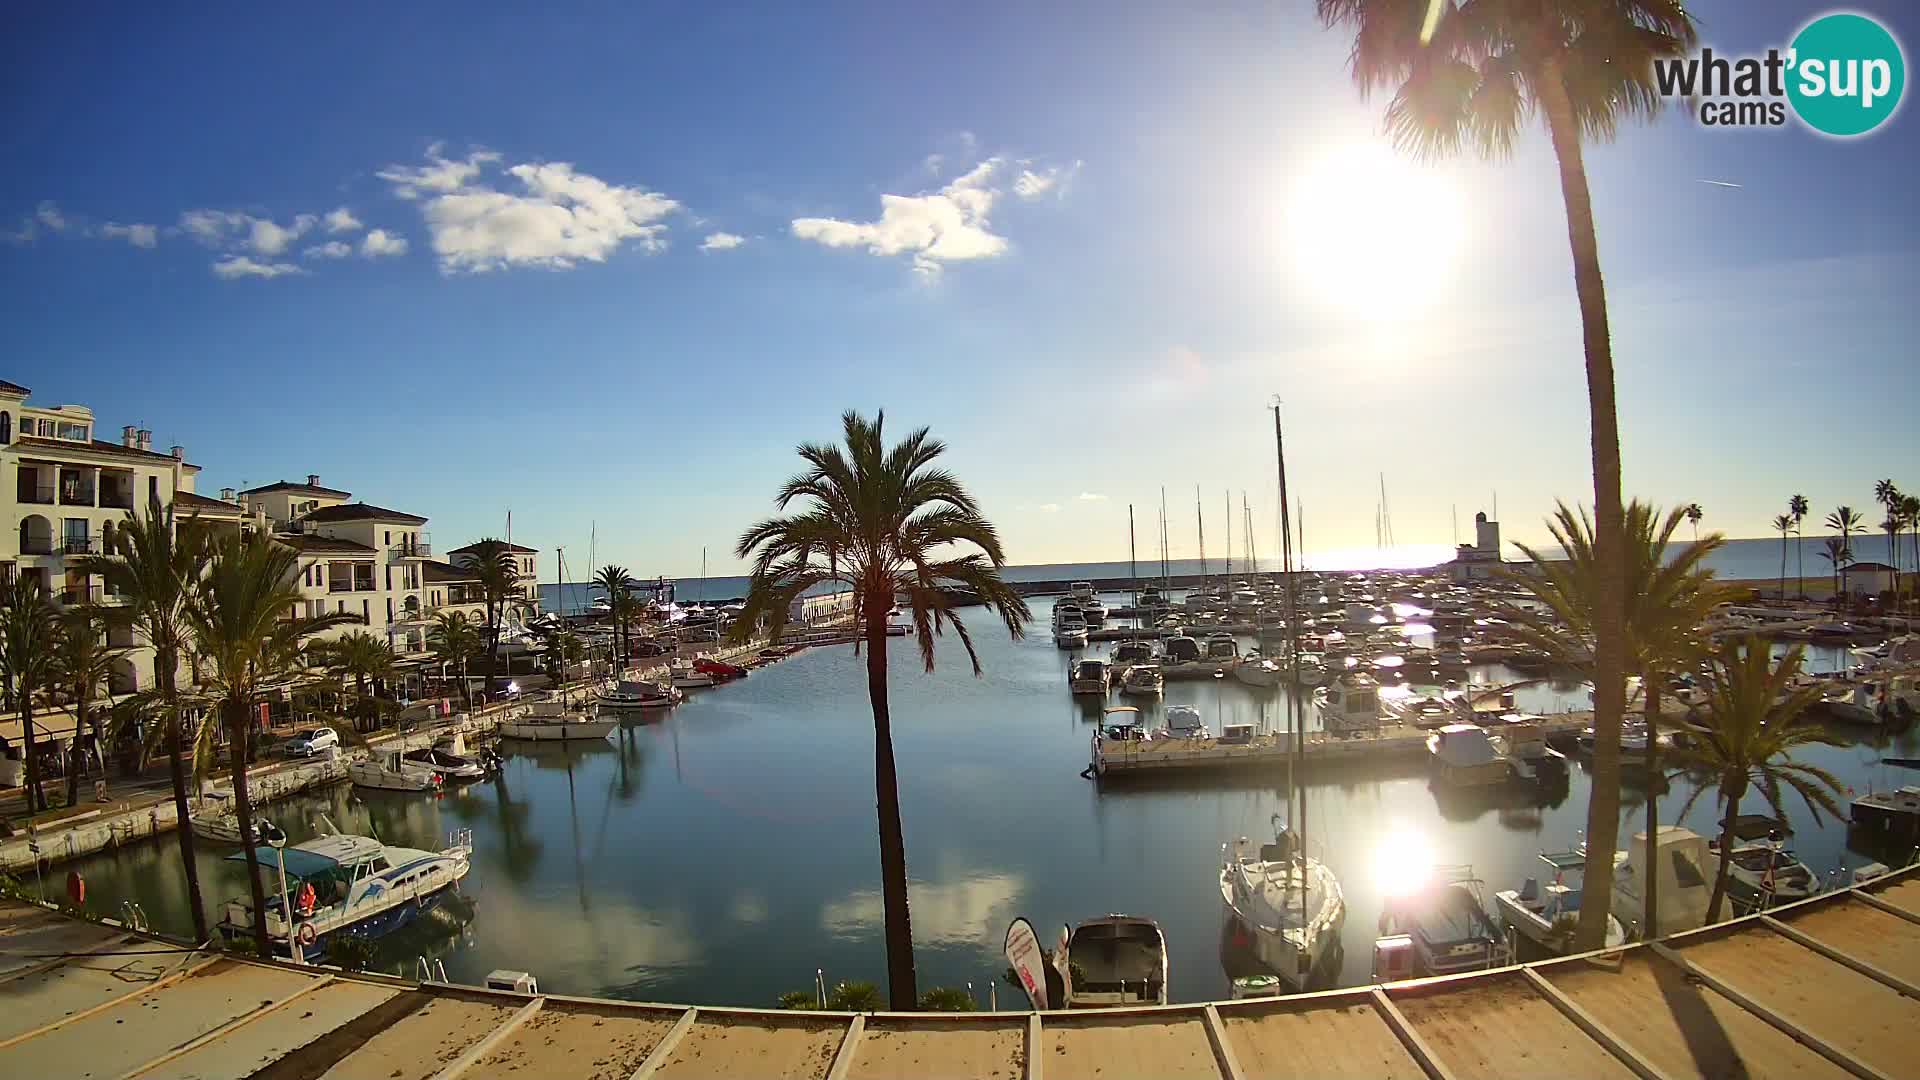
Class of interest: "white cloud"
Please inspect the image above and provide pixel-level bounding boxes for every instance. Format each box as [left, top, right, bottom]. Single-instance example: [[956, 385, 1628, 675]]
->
[[304, 240, 352, 259], [180, 209, 243, 245], [821, 874, 1024, 946], [791, 157, 1010, 276], [211, 255, 302, 280], [1076, 492, 1108, 502], [101, 222, 158, 248], [383, 149, 681, 272], [36, 201, 68, 232], [700, 231, 745, 252], [248, 214, 315, 255], [360, 228, 408, 257], [1038, 503, 1061, 513], [376, 142, 501, 199], [1014, 160, 1081, 200], [180, 209, 316, 255], [323, 207, 363, 233]]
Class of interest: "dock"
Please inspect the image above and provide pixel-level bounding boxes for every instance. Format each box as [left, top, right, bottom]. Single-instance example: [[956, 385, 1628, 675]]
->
[[1091, 714, 1594, 778], [4, 865, 1918, 1079]]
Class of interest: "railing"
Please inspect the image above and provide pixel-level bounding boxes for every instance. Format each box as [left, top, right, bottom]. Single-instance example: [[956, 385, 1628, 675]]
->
[[17, 484, 55, 505], [99, 490, 135, 510], [57, 583, 98, 605], [62, 536, 100, 555], [328, 582, 353, 593], [59, 487, 97, 507], [391, 537, 432, 558]]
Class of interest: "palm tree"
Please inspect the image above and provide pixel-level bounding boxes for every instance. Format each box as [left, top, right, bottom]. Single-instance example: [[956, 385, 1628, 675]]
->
[[0, 575, 60, 813], [1684, 503, 1703, 540], [456, 540, 520, 699], [429, 610, 482, 704], [48, 607, 126, 806], [1902, 493, 1920, 611], [78, 495, 213, 940], [183, 532, 353, 955], [733, 411, 1030, 1008], [1789, 494, 1810, 599], [1314, 0, 1697, 952], [1874, 481, 1902, 608], [608, 589, 644, 671], [1771, 514, 1794, 600], [314, 630, 397, 731], [1667, 638, 1844, 923], [1826, 507, 1863, 609], [1499, 500, 1734, 937], [1819, 537, 1852, 600], [592, 565, 635, 669]]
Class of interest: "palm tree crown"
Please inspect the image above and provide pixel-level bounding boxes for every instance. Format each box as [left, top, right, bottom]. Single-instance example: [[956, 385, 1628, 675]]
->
[[0, 574, 61, 812], [457, 539, 521, 696]]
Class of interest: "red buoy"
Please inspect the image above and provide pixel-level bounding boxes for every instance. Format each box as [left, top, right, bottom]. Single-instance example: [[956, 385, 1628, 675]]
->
[[65, 871, 85, 906]]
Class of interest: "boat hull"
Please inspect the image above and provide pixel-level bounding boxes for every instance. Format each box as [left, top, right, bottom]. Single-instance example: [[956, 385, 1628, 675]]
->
[[498, 718, 619, 741]]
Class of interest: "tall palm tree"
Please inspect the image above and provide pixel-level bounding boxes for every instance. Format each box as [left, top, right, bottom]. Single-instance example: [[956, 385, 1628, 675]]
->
[[1683, 503, 1703, 541], [608, 589, 644, 671], [49, 607, 126, 805], [1902, 493, 1920, 611], [1771, 513, 1794, 600], [78, 495, 213, 940], [1499, 500, 1735, 937], [1827, 507, 1863, 610], [1819, 537, 1852, 600], [457, 540, 520, 699], [183, 532, 352, 955], [0, 575, 60, 813], [732, 411, 1030, 1008], [1874, 481, 1902, 608], [429, 610, 482, 704], [1315, 0, 1696, 952], [1789, 494, 1810, 600], [592, 564, 636, 668], [313, 630, 397, 731], [1667, 638, 1844, 923]]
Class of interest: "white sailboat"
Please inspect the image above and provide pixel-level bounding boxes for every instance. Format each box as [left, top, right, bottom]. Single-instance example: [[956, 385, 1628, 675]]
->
[[498, 698, 618, 742]]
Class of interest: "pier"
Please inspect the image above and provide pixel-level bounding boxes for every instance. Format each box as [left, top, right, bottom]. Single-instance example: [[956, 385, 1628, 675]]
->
[[1091, 713, 1594, 779], [4, 864, 1917, 1079]]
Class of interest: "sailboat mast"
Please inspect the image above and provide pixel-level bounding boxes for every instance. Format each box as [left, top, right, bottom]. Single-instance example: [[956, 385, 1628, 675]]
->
[[1224, 490, 1232, 582], [1128, 504, 1138, 615], [1273, 401, 1304, 910], [1195, 486, 1207, 590], [1159, 487, 1170, 590]]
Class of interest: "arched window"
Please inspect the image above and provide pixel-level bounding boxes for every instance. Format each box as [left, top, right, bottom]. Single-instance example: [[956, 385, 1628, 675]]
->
[[0, 411, 10, 444]]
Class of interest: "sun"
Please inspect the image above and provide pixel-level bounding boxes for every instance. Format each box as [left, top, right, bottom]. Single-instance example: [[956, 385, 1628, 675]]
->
[[1285, 141, 1465, 316]]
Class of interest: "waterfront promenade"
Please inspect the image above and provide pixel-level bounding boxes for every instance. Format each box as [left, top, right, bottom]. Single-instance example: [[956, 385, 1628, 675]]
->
[[2, 864, 1916, 1079]]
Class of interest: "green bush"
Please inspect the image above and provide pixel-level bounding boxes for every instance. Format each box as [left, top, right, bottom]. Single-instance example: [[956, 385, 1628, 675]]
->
[[917, 986, 975, 1012], [827, 980, 881, 1011], [323, 934, 378, 971], [776, 989, 820, 1010]]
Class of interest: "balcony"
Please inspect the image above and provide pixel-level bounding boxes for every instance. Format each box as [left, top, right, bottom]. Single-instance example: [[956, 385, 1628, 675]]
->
[[390, 536, 432, 559], [18, 537, 53, 556], [59, 483, 97, 507], [100, 488, 135, 510], [17, 483, 55, 505], [329, 581, 353, 594], [57, 583, 97, 606], [62, 536, 101, 556]]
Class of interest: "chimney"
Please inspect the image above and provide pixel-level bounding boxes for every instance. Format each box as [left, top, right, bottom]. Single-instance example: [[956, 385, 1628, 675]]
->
[[307, 473, 320, 487], [136, 429, 152, 451], [122, 424, 137, 447], [220, 487, 235, 502], [170, 445, 184, 461]]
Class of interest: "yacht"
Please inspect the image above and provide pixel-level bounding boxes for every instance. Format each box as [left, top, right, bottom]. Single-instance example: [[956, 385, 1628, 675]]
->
[[1109, 638, 1157, 675], [1313, 671, 1381, 735], [668, 659, 716, 688], [1068, 581, 1096, 603], [1380, 867, 1509, 976], [1120, 663, 1164, 696], [1053, 915, 1169, 1008], [1232, 650, 1283, 688], [1599, 826, 1713, 935], [1427, 724, 1512, 787], [1070, 658, 1112, 696], [189, 797, 285, 846], [1161, 704, 1209, 740], [1053, 616, 1090, 650], [1495, 850, 1627, 955], [1079, 595, 1109, 622], [217, 829, 473, 959], [348, 748, 444, 792], [402, 745, 489, 782], [1708, 816, 1819, 907], [498, 699, 618, 742], [1219, 821, 1344, 991], [602, 678, 683, 708]]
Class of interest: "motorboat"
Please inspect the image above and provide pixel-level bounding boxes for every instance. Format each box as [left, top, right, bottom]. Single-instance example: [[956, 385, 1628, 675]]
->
[[1070, 658, 1111, 696], [1708, 816, 1819, 907], [1487, 714, 1568, 782], [1314, 671, 1381, 735], [1232, 650, 1283, 688], [601, 678, 683, 708], [1494, 850, 1628, 955], [348, 748, 444, 792], [1069, 581, 1096, 603], [1203, 632, 1240, 660], [403, 745, 488, 782], [1219, 821, 1344, 990], [1380, 867, 1509, 976], [1426, 724, 1512, 787], [1052, 915, 1168, 1008], [1109, 638, 1157, 674], [1079, 596, 1109, 622], [190, 795, 286, 846], [1383, 686, 1453, 729], [1600, 826, 1713, 935], [1444, 684, 1517, 724], [1800, 678, 1878, 725], [498, 699, 618, 742], [1053, 619, 1089, 650], [694, 656, 750, 680], [432, 732, 501, 774], [1161, 704, 1210, 740], [217, 829, 473, 959], [1163, 635, 1203, 664], [668, 660, 716, 688], [1120, 663, 1164, 696], [1100, 707, 1146, 742], [1293, 653, 1329, 687]]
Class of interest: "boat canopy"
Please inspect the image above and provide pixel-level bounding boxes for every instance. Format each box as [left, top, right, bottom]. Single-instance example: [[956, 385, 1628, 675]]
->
[[224, 835, 383, 878], [1719, 814, 1792, 841], [1537, 850, 1588, 873]]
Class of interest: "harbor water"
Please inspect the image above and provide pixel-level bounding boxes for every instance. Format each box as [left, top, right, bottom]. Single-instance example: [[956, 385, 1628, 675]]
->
[[55, 595, 1918, 1006]]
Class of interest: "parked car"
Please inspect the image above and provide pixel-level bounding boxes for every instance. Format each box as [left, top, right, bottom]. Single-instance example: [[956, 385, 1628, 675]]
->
[[635, 640, 672, 658], [283, 727, 340, 758]]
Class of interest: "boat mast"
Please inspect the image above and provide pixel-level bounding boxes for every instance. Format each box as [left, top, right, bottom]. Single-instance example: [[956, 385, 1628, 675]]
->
[[1195, 486, 1207, 591], [1159, 487, 1170, 591], [1128, 504, 1138, 623], [555, 545, 567, 707], [1274, 400, 1304, 912], [1224, 489, 1232, 583]]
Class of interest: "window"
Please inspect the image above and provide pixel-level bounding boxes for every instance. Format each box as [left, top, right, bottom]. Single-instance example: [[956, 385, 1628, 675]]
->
[[148, 476, 158, 503], [337, 600, 345, 614], [386, 598, 394, 623], [361, 599, 369, 622], [0, 412, 9, 443], [385, 565, 392, 590], [56, 422, 88, 441], [384, 530, 391, 545]]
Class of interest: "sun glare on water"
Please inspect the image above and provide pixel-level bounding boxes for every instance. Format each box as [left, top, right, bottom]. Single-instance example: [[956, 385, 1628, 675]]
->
[[1371, 822, 1435, 899], [1286, 142, 1464, 317]]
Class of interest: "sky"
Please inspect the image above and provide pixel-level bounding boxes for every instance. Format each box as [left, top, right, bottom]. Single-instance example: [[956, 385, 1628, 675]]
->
[[5, 2, 1917, 578]]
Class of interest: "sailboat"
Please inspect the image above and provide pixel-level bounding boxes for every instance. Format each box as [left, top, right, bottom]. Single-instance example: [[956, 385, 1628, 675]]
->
[[1218, 402, 1345, 992]]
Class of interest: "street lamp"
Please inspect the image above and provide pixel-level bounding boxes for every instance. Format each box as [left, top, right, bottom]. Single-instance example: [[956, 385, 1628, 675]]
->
[[268, 828, 303, 965]]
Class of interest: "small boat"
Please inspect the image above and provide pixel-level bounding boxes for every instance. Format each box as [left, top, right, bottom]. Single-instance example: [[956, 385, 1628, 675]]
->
[[217, 829, 474, 959], [1054, 915, 1169, 1007], [1599, 826, 1713, 934], [1053, 621, 1089, 649], [1109, 638, 1157, 674], [1314, 671, 1381, 735], [1139, 585, 1169, 609], [1219, 820, 1344, 990], [1163, 635, 1203, 664], [1380, 867, 1509, 976], [1708, 816, 1818, 907], [668, 660, 716, 688], [1487, 714, 1567, 782], [1070, 658, 1111, 696], [1384, 686, 1454, 729], [1100, 706, 1147, 742], [498, 699, 618, 742], [1427, 724, 1512, 787], [1203, 632, 1240, 660], [403, 745, 488, 782], [349, 749, 444, 792], [602, 679, 683, 708], [1161, 704, 1210, 740], [1494, 850, 1627, 955], [1232, 650, 1283, 688], [1120, 663, 1164, 696], [1079, 596, 1108, 622], [190, 797, 286, 846], [1068, 581, 1096, 603], [432, 732, 501, 774], [694, 656, 750, 679]]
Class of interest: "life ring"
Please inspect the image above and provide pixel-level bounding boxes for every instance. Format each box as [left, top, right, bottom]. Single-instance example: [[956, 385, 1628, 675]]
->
[[65, 871, 85, 906], [295, 882, 317, 917], [296, 922, 318, 947]]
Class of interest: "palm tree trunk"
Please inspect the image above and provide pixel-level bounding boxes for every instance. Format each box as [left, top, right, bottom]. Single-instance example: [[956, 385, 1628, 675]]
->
[[1706, 783, 1743, 924], [1539, 63, 1628, 953], [65, 698, 85, 807], [1778, 534, 1787, 600], [20, 690, 44, 812], [160, 650, 209, 942], [1643, 677, 1661, 939], [863, 585, 917, 1010], [1796, 528, 1805, 600], [227, 695, 272, 956]]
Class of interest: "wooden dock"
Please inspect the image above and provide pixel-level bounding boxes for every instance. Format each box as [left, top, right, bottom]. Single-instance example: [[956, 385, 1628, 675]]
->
[[4, 865, 1917, 1079], [1091, 714, 1594, 779]]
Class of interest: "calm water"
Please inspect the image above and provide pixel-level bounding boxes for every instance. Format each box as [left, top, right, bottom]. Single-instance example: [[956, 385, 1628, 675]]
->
[[60, 596, 1918, 1007]]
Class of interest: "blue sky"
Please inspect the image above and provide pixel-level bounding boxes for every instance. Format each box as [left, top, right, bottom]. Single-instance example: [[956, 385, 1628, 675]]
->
[[5, 2, 1917, 577]]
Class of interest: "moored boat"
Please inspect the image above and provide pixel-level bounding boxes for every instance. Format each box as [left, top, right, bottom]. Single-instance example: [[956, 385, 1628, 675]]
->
[[1313, 671, 1381, 735], [1070, 658, 1111, 696], [498, 699, 618, 742], [349, 749, 444, 792], [602, 678, 683, 708], [1120, 663, 1164, 696], [217, 829, 473, 959], [1380, 867, 1509, 976], [1494, 849, 1627, 955], [1427, 724, 1512, 787], [1219, 820, 1344, 991], [1054, 915, 1169, 1007]]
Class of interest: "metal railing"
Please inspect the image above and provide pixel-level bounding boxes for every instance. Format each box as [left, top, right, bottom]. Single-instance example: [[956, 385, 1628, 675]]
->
[[58, 583, 98, 605], [62, 536, 100, 555], [59, 487, 97, 507], [99, 490, 135, 509], [391, 536, 432, 558], [17, 484, 55, 505]]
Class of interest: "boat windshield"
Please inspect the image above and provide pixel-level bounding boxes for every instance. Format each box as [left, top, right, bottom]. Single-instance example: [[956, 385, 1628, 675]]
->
[[1074, 661, 1105, 679]]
